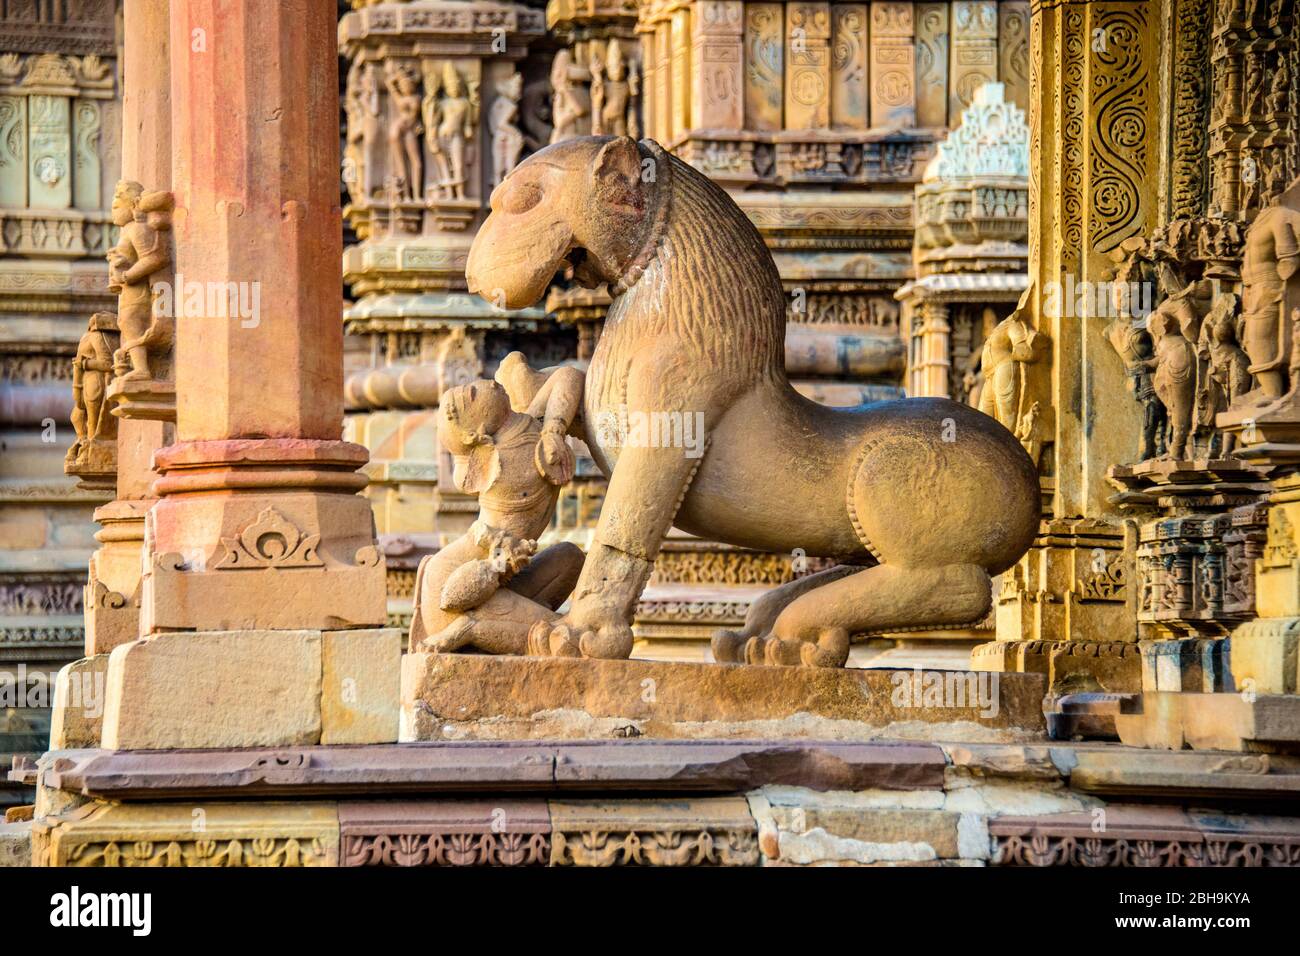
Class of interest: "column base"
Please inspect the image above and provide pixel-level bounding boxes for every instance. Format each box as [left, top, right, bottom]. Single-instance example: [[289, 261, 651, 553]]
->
[[1230, 617, 1300, 695], [1116, 691, 1300, 754], [971, 639, 1142, 694], [101, 628, 400, 750], [49, 655, 110, 749]]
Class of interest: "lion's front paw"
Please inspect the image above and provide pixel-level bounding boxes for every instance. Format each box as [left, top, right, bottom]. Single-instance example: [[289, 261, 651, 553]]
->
[[527, 620, 583, 657]]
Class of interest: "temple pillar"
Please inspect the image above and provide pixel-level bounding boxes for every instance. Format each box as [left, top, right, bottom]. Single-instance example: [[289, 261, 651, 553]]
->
[[79, 0, 175, 661], [974, 0, 1162, 693], [99, 0, 397, 751]]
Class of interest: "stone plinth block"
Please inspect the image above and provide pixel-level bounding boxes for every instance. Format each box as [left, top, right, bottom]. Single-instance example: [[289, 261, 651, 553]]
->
[[101, 630, 323, 750], [1116, 692, 1300, 753], [49, 655, 110, 749], [1230, 618, 1300, 695], [548, 797, 758, 866], [339, 799, 551, 867], [401, 654, 1047, 742], [321, 628, 401, 745], [33, 800, 338, 867], [0, 821, 31, 867]]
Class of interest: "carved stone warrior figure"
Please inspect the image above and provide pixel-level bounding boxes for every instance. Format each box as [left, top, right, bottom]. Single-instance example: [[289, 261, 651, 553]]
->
[[384, 61, 423, 201], [409, 356, 585, 655], [423, 61, 478, 200], [66, 311, 119, 468], [106, 181, 173, 383], [467, 137, 1040, 667], [489, 72, 525, 188], [1237, 177, 1300, 403], [549, 50, 590, 143]]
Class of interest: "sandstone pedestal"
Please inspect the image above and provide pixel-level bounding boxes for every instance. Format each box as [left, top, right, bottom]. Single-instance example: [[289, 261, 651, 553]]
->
[[101, 628, 401, 750], [400, 653, 1047, 742], [1116, 691, 1300, 754]]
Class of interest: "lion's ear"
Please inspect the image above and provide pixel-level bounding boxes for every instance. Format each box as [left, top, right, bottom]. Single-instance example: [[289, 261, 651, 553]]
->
[[593, 137, 644, 216]]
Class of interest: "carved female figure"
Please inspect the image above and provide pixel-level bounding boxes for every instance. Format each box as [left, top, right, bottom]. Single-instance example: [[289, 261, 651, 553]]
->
[[488, 72, 525, 188], [428, 62, 477, 200], [384, 62, 423, 201], [1148, 311, 1197, 460], [549, 49, 590, 143], [1204, 294, 1252, 454]]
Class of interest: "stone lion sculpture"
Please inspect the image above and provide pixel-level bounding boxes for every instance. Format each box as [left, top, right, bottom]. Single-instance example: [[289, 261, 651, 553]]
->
[[466, 136, 1040, 667]]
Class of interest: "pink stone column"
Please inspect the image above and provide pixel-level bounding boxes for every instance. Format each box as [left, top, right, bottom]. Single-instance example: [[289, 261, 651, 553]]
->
[[141, 0, 385, 633]]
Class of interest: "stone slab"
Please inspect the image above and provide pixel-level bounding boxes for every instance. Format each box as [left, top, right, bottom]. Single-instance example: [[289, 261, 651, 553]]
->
[[321, 628, 401, 745], [401, 653, 1048, 742], [338, 799, 551, 866], [33, 799, 338, 867], [42, 740, 948, 799], [1067, 747, 1300, 799], [101, 630, 322, 750], [0, 820, 31, 867], [49, 654, 110, 750], [1115, 692, 1300, 754]]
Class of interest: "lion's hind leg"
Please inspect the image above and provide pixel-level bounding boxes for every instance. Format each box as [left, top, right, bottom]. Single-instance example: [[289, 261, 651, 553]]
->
[[711, 565, 859, 663], [747, 562, 992, 668]]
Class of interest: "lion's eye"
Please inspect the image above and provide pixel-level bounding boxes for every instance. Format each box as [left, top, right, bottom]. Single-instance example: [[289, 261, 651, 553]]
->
[[501, 180, 542, 215]]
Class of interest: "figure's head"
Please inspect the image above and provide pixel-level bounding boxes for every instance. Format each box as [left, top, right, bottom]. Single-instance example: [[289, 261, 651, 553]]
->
[[466, 136, 655, 309], [438, 379, 513, 493], [607, 40, 626, 80], [1148, 311, 1179, 340], [111, 180, 143, 227], [443, 62, 462, 97], [88, 311, 117, 332]]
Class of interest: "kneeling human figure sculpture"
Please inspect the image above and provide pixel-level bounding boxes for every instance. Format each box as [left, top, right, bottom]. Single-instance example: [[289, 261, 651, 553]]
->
[[466, 135, 1041, 667], [409, 357, 585, 655]]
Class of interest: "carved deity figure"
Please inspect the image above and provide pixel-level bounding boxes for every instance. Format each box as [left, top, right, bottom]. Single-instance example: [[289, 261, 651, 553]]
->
[[1203, 294, 1252, 454], [1267, 56, 1291, 116], [977, 288, 1052, 466], [548, 50, 590, 144], [1105, 317, 1164, 461], [384, 62, 423, 201], [106, 181, 173, 383], [423, 61, 479, 200], [488, 72, 525, 188], [1149, 312, 1197, 460], [409, 355, 585, 655], [1237, 177, 1300, 402], [66, 311, 119, 468], [343, 60, 367, 205], [359, 63, 382, 198], [591, 40, 638, 138]]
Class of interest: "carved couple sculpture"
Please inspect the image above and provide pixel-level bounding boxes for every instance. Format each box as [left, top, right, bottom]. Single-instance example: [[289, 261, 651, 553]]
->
[[442, 135, 1040, 668]]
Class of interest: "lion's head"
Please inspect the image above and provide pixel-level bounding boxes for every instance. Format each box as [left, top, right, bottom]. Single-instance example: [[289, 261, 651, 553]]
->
[[466, 136, 656, 309]]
